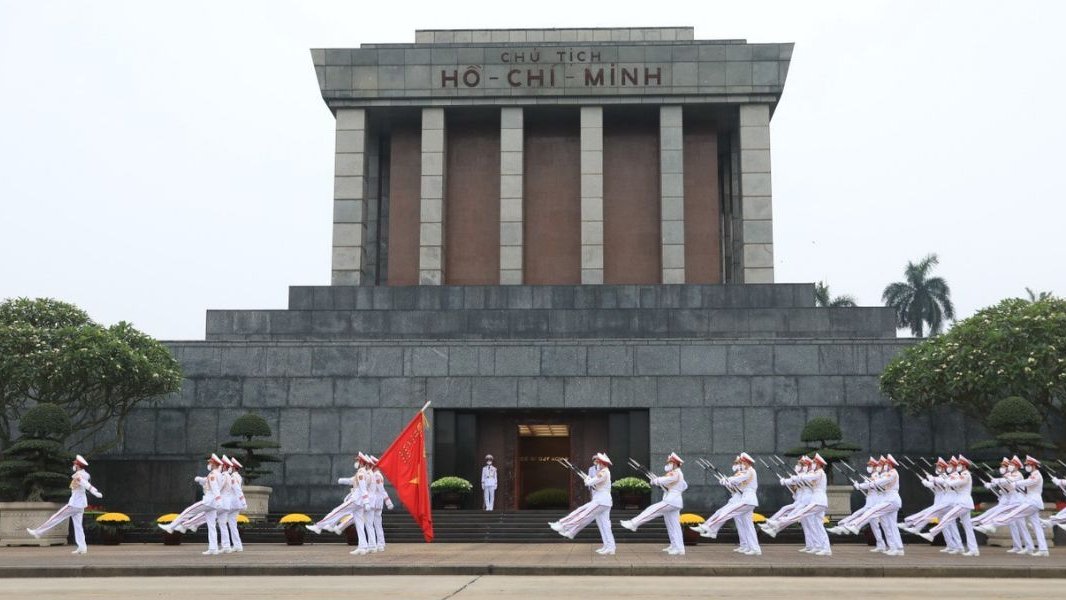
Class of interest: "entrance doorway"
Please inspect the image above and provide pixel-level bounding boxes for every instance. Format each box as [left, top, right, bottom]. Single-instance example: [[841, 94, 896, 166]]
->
[[516, 424, 570, 509], [431, 408, 649, 510]]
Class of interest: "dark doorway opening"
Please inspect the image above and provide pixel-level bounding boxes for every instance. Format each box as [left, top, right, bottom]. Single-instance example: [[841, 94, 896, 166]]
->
[[517, 423, 570, 509]]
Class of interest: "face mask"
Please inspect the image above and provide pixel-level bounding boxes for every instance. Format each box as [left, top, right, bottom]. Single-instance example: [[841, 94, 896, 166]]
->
[[486, 461, 492, 465], [999, 467, 1007, 475], [1008, 465, 1016, 472], [72, 465, 77, 473], [794, 465, 801, 473], [946, 466, 954, 474], [866, 466, 874, 474], [663, 464, 673, 472], [1025, 465, 1033, 473]]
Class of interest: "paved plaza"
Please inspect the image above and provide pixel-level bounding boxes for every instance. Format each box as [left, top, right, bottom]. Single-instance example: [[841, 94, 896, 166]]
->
[[0, 543, 1063, 579], [0, 575, 1059, 600]]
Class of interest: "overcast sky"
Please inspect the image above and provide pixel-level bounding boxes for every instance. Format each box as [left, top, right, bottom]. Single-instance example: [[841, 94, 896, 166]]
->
[[1, 1, 1062, 340]]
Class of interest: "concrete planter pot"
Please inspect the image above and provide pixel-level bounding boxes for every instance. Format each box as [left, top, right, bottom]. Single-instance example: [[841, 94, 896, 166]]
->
[[242, 485, 272, 522], [0, 502, 68, 547], [825, 485, 854, 519]]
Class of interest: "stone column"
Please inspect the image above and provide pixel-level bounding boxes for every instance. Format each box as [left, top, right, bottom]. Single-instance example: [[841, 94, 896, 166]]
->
[[331, 108, 368, 285], [580, 106, 604, 284], [419, 107, 446, 285], [738, 104, 774, 283], [499, 108, 523, 285], [659, 106, 685, 284]]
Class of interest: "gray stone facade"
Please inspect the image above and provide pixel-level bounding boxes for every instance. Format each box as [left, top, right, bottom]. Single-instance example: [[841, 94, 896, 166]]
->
[[95, 284, 987, 515]]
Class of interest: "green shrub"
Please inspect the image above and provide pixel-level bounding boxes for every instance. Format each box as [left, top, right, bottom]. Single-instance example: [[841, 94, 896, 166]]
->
[[612, 476, 651, 492], [970, 396, 1053, 455], [220, 412, 280, 484], [430, 476, 473, 494], [800, 417, 842, 444], [525, 487, 568, 508], [986, 396, 1042, 433], [0, 403, 74, 501]]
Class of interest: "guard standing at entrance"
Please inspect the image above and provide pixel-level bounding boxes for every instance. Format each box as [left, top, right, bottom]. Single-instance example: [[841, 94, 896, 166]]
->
[[481, 455, 498, 511]]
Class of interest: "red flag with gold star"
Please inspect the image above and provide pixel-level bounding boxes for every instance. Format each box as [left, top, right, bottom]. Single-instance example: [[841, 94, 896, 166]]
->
[[376, 405, 433, 542]]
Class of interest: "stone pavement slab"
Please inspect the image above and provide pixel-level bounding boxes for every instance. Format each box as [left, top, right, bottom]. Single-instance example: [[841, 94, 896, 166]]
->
[[0, 543, 1063, 578], [0, 575, 1060, 600]]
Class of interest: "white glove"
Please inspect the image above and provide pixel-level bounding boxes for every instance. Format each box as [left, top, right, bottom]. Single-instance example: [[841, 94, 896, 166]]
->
[[386, 501, 394, 510], [92, 491, 103, 499]]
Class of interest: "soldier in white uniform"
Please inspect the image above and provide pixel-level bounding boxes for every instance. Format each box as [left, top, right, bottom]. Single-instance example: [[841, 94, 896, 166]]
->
[[159, 454, 225, 555], [307, 452, 376, 554], [896, 457, 961, 553], [692, 453, 761, 555], [834, 455, 905, 555], [976, 455, 1049, 556], [225, 457, 246, 551], [973, 457, 1034, 553], [765, 456, 816, 552], [916, 456, 978, 555], [549, 452, 616, 555], [481, 454, 498, 511], [368, 455, 394, 552], [181, 455, 242, 552], [619, 453, 687, 555], [761, 453, 832, 556], [26, 454, 103, 554], [832, 456, 892, 552]]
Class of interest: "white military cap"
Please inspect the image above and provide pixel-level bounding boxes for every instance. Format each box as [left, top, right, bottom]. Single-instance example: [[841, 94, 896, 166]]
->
[[666, 452, 684, 466], [485, 454, 494, 461], [73, 455, 89, 468], [736, 452, 755, 465], [208, 453, 223, 465], [592, 452, 612, 466]]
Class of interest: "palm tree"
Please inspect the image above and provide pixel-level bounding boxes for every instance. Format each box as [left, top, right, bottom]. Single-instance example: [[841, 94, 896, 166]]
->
[[814, 281, 857, 307], [1025, 287, 1053, 302], [881, 253, 955, 337]]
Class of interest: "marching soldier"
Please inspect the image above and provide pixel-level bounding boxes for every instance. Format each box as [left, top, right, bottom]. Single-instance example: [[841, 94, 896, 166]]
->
[[368, 455, 394, 552], [26, 455, 103, 554], [897, 457, 961, 553], [764, 456, 816, 553], [306, 452, 375, 554], [159, 454, 225, 555], [760, 453, 832, 556], [973, 457, 1034, 553], [916, 455, 979, 555], [226, 457, 246, 552], [619, 453, 688, 555], [976, 455, 1049, 556], [831, 456, 893, 552], [549, 453, 616, 555], [692, 453, 761, 555], [481, 454, 497, 511]]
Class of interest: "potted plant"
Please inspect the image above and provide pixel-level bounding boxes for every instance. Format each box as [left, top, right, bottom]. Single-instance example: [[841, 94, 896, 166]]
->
[[525, 488, 569, 509], [221, 412, 281, 522], [680, 513, 705, 546], [612, 477, 651, 509], [279, 513, 311, 545], [93, 512, 131, 545], [783, 417, 862, 518], [430, 476, 473, 509], [0, 403, 74, 547], [157, 514, 182, 545]]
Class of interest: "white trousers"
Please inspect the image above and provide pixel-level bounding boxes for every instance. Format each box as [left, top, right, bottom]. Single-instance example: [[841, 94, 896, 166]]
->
[[484, 486, 496, 511], [987, 502, 1047, 551], [226, 510, 243, 550], [1049, 506, 1066, 525], [171, 500, 212, 530], [353, 505, 376, 549], [629, 500, 683, 551], [216, 509, 234, 549], [702, 499, 749, 535], [371, 508, 385, 548], [30, 504, 85, 551], [558, 501, 615, 549], [773, 503, 829, 551], [314, 498, 358, 531], [928, 505, 977, 552]]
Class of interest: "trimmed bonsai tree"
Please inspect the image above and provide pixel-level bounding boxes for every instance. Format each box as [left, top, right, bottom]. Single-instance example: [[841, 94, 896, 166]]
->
[[220, 412, 280, 484], [784, 417, 862, 482], [0, 403, 74, 501], [970, 396, 1054, 456]]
